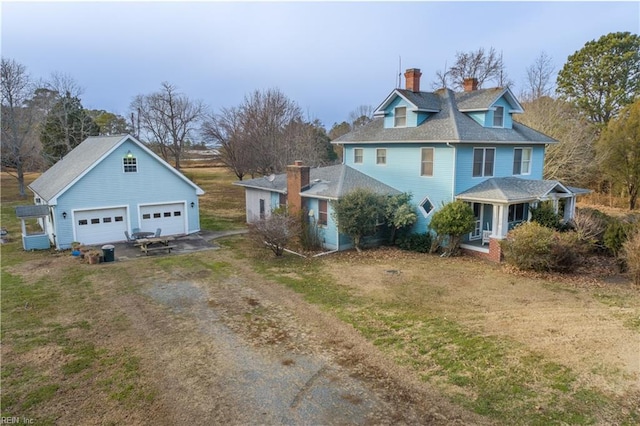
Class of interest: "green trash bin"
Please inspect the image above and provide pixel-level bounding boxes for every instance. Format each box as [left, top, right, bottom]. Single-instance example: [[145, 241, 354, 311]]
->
[[101, 244, 115, 263]]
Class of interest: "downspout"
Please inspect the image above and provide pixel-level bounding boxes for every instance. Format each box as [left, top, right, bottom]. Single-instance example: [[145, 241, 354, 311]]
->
[[446, 142, 456, 199]]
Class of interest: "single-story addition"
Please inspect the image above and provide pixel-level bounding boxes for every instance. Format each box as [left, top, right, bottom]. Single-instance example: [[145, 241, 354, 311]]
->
[[233, 161, 400, 251], [26, 134, 204, 250]]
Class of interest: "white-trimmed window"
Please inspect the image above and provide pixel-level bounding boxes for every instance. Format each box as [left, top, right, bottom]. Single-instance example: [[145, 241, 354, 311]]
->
[[123, 156, 137, 173], [394, 106, 407, 127], [473, 148, 495, 177], [318, 199, 328, 226], [493, 106, 504, 127], [353, 148, 363, 164], [421, 148, 434, 176], [513, 147, 532, 175], [419, 196, 434, 217], [376, 149, 386, 165]]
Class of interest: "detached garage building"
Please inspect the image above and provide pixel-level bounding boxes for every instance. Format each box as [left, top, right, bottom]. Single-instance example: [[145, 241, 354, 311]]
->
[[28, 134, 204, 250]]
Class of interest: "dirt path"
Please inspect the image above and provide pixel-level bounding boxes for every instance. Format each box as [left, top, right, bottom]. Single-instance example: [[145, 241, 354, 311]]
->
[[110, 250, 488, 425]]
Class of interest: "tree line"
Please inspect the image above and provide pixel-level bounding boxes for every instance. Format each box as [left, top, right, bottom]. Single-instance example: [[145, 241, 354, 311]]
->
[[2, 31, 639, 208]]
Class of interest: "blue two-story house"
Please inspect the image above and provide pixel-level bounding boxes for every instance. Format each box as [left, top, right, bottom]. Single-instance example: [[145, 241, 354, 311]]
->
[[235, 69, 587, 260]]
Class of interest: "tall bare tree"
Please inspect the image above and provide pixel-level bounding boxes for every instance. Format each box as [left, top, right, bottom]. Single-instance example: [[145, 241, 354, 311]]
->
[[348, 105, 374, 128], [202, 88, 333, 178], [201, 106, 251, 180], [1, 58, 41, 196], [516, 97, 598, 187], [433, 47, 506, 90], [131, 82, 205, 170], [521, 51, 556, 102]]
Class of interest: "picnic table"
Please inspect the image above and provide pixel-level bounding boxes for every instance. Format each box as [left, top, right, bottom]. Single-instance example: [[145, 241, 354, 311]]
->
[[132, 231, 155, 239], [135, 236, 176, 255]]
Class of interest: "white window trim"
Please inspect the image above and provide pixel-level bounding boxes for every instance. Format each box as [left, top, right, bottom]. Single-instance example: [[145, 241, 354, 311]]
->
[[394, 106, 407, 128], [376, 148, 387, 165], [420, 147, 434, 177], [513, 147, 532, 176], [473, 147, 495, 178], [493, 106, 504, 128], [123, 156, 138, 173], [353, 148, 363, 164], [418, 195, 434, 218]]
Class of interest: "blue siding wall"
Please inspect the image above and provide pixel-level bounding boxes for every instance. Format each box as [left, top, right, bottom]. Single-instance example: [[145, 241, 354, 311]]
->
[[455, 144, 545, 194], [55, 139, 200, 247], [304, 197, 340, 250], [344, 143, 455, 232]]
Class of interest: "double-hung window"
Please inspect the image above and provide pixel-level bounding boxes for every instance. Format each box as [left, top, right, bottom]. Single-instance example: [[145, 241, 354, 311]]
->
[[513, 147, 532, 175], [493, 106, 504, 127], [123, 156, 137, 173], [376, 149, 386, 165], [318, 199, 328, 226], [421, 148, 434, 176], [472, 148, 495, 177], [353, 148, 363, 164], [394, 106, 407, 127]]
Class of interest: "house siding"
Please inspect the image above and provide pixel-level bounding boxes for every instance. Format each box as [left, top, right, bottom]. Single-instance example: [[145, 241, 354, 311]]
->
[[344, 143, 454, 232], [55, 139, 200, 248], [454, 144, 545, 194], [305, 197, 339, 250]]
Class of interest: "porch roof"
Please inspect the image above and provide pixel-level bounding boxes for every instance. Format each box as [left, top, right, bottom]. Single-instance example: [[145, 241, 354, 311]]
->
[[15, 205, 49, 218], [456, 177, 586, 204]]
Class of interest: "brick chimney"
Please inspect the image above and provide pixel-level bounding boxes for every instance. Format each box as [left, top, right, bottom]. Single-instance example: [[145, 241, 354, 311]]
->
[[404, 68, 422, 92], [286, 160, 310, 214], [463, 77, 479, 92]]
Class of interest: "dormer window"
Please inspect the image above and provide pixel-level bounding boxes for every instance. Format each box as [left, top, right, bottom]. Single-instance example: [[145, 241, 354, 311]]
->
[[493, 106, 504, 127], [394, 106, 407, 127], [123, 151, 137, 173]]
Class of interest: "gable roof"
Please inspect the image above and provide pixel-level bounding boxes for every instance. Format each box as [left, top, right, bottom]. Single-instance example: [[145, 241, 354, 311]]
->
[[455, 177, 584, 203], [29, 134, 204, 204], [455, 87, 524, 113], [233, 164, 401, 200], [374, 89, 441, 116], [336, 88, 550, 145]]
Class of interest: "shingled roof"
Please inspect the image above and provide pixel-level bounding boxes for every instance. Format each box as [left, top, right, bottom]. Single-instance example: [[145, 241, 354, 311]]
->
[[29, 135, 126, 202], [335, 88, 553, 145], [233, 164, 401, 200], [29, 134, 204, 203], [455, 177, 578, 203]]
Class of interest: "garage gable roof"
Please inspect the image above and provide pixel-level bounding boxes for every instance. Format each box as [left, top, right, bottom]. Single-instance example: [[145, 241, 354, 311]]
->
[[29, 134, 204, 203]]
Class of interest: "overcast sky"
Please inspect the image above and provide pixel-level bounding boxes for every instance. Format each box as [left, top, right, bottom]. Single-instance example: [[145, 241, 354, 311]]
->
[[2, 1, 639, 130]]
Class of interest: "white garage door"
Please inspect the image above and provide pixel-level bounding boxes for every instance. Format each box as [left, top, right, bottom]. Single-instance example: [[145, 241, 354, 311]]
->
[[74, 207, 127, 245], [139, 203, 185, 237]]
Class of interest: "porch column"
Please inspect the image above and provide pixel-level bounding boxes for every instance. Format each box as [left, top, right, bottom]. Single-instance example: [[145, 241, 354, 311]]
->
[[564, 196, 575, 221], [497, 204, 509, 238], [492, 205, 500, 237]]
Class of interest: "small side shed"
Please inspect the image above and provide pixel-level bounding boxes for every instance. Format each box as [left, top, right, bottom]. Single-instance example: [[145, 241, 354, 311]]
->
[[16, 205, 51, 250]]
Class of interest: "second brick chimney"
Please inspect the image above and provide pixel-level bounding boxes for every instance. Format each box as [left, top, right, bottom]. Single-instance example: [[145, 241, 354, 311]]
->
[[404, 68, 422, 92], [463, 77, 479, 92], [286, 160, 310, 214]]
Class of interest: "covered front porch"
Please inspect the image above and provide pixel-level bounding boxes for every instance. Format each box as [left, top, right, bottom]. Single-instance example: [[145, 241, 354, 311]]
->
[[455, 177, 588, 261]]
